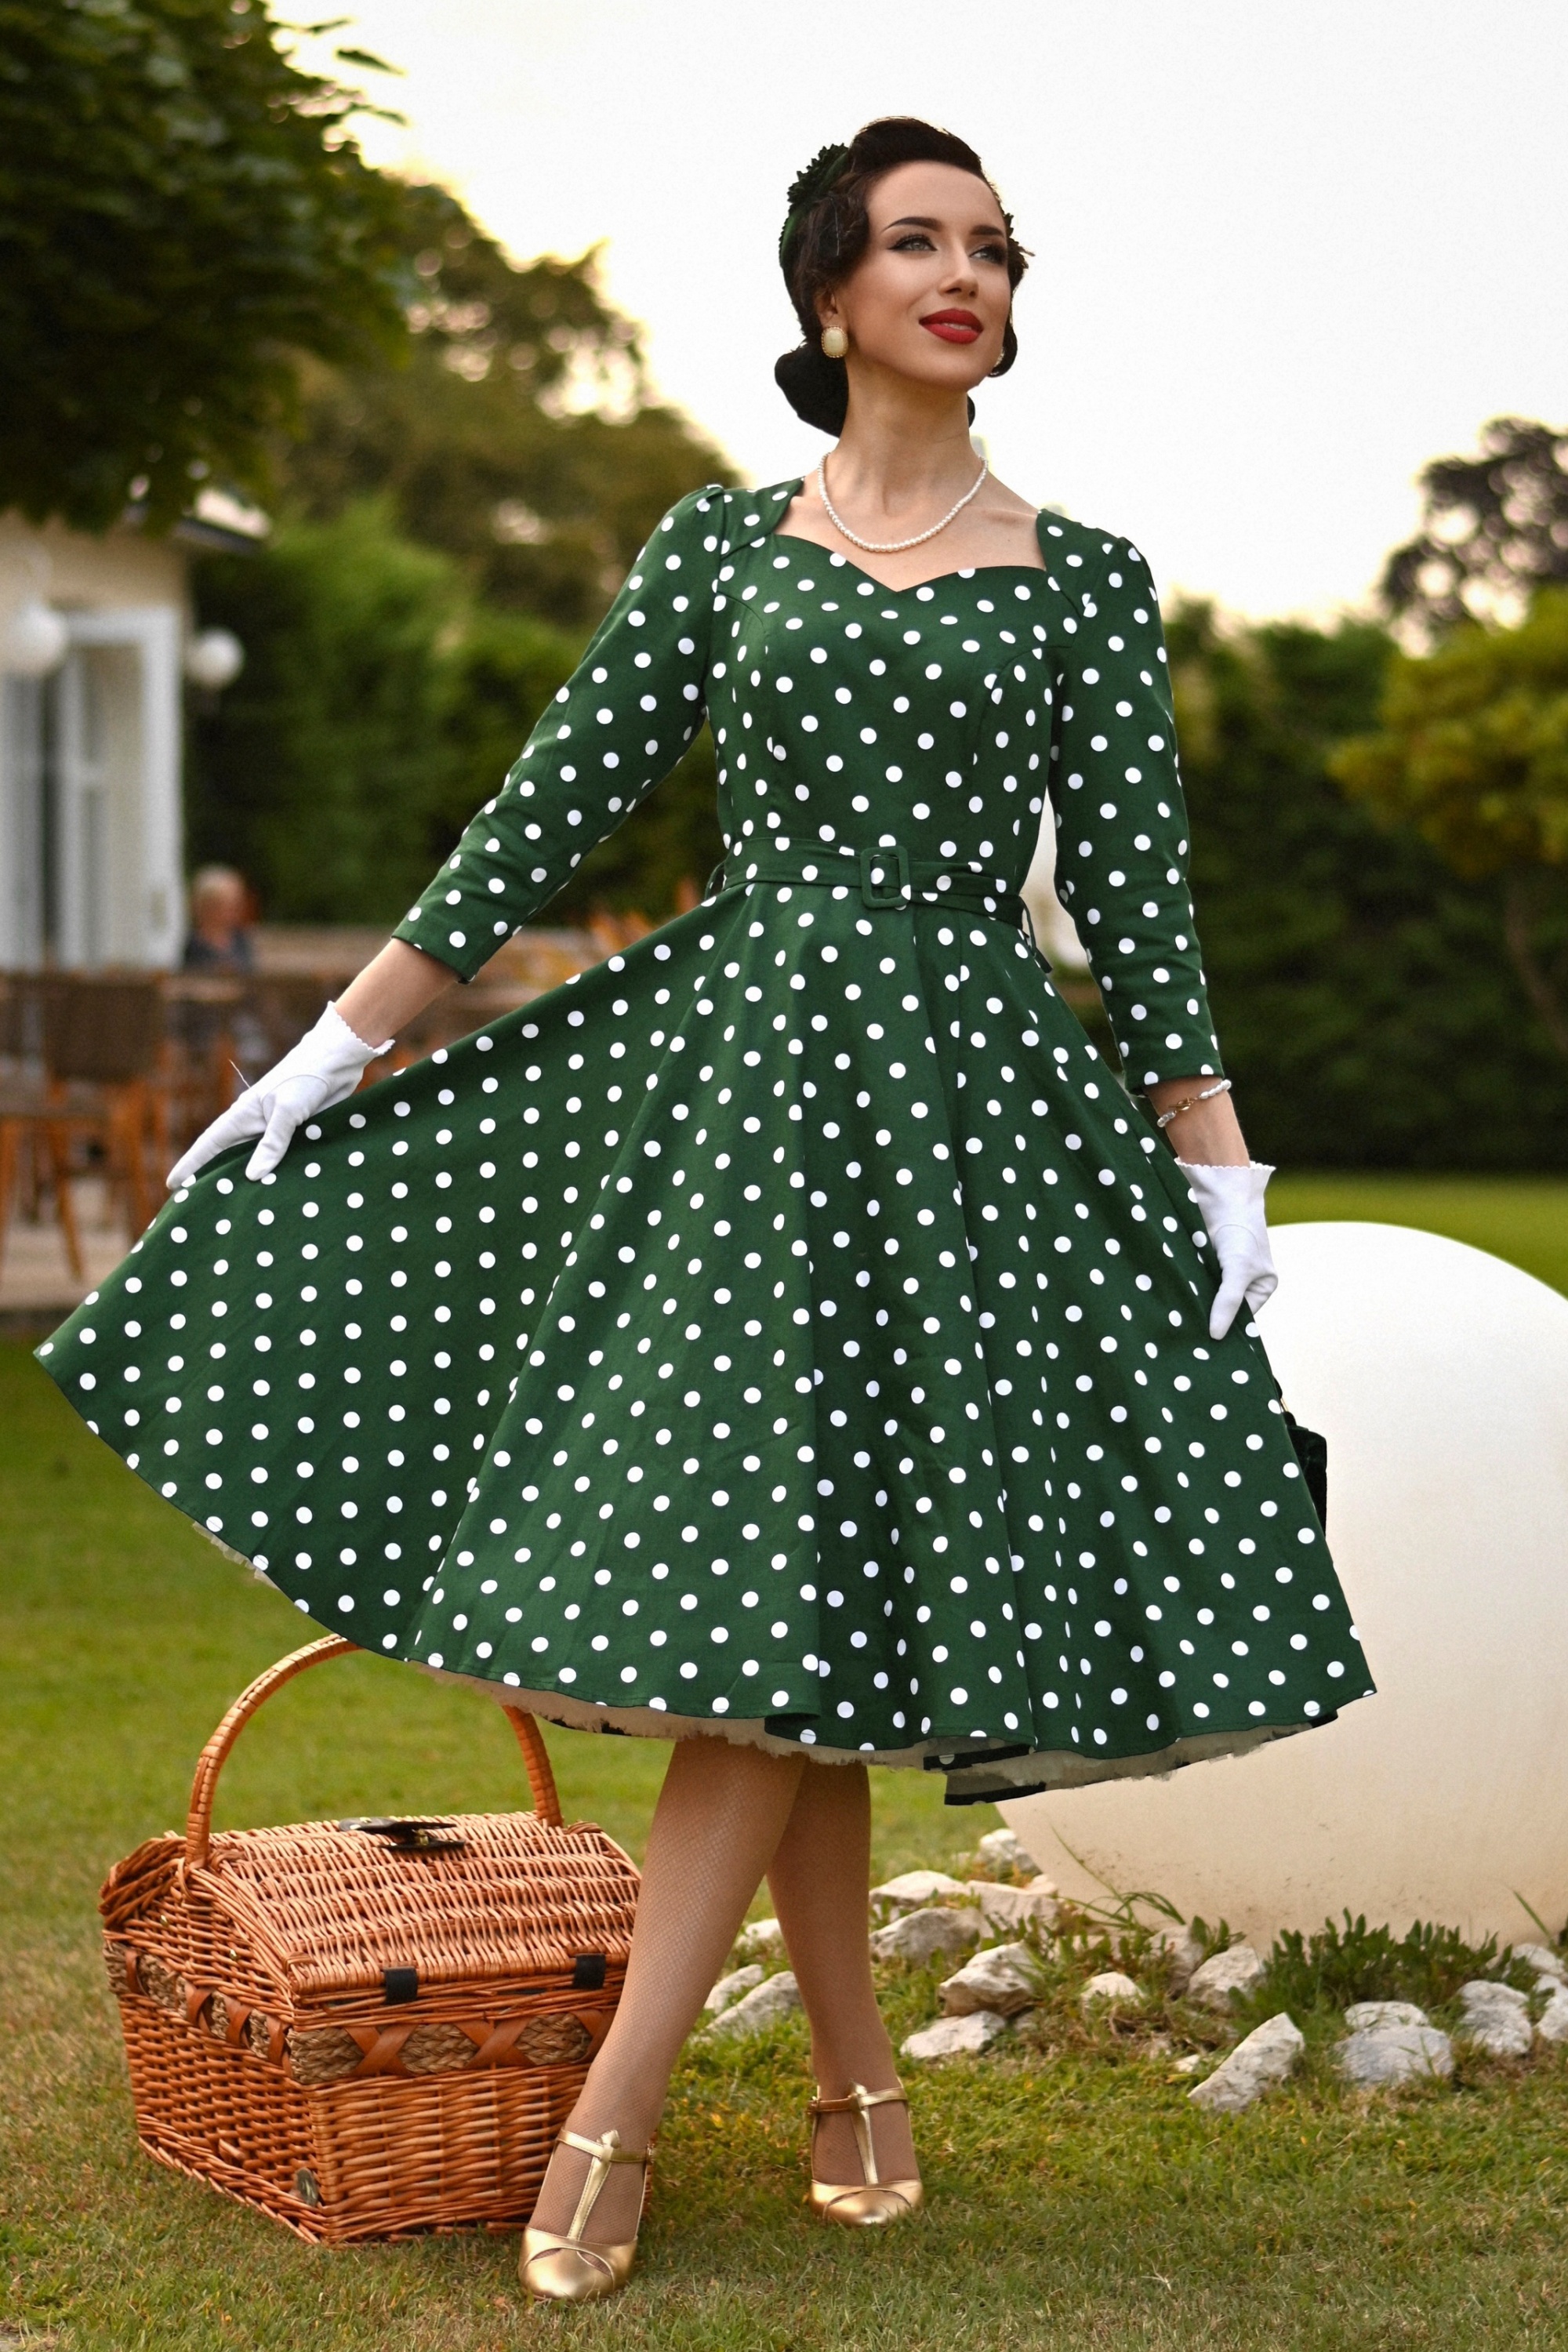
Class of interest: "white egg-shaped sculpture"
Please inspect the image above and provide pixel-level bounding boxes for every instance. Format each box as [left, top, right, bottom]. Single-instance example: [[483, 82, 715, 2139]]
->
[[1005, 1223, 1568, 1947]]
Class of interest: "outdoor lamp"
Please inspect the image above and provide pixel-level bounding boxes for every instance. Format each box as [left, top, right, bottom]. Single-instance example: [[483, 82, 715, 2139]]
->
[[4, 597, 69, 677], [184, 627, 245, 690]]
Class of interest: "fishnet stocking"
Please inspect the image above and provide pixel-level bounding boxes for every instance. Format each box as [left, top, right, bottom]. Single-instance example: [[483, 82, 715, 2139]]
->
[[768, 1761, 917, 2187], [530, 1735, 803, 2238], [529, 1739, 918, 2241]]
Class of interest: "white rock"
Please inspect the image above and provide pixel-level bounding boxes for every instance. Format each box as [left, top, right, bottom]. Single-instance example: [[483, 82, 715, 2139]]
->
[[1459, 1977, 1530, 2015], [1338, 2024, 1454, 2088], [1513, 1942, 1568, 1984], [1185, 1944, 1265, 2009], [1159, 1928, 1206, 1996], [1080, 1970, 1144, 2008], [978, 1828, 1036, 1875], [1188, 2013, 1305, 2113], [703, 1971, 801, 2039], [735, 1917, 787, 1961], [1171, 2052, 1206, 2075], [704, 1964, 764, 2015], [939, 1941, 1040, 2019], [869, 1907, 984, 1966], [1535, 1985, 1568, 2045], [1345, 2000, 1429, 2032], [870, 1870, 967, 1913], [1456, 1979, 1532, 2057], [902, 2009, 1012, 2062], [965, 1879, 1059, 1934]]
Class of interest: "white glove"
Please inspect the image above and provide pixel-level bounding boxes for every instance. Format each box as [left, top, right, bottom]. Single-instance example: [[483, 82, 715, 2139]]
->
[[1176, 1160, 1279, 1340], [167, 1002, 392, 1189]]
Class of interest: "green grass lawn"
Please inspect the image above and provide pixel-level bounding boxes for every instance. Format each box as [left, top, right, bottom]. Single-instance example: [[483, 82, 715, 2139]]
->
[[4, 1177, 1567, 2350], [1269, 1173, 1568, 1299]]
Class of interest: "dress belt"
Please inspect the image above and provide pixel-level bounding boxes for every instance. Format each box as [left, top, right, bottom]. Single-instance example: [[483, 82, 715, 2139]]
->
[[708, 841, 1033, 932]]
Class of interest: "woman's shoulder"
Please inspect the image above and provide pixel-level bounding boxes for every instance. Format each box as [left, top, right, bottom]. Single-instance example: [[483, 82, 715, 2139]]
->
[[655, 480, 801, 543], [642, 481, 729, 546], [636, 480, 812, 587], [1033, 505, 1154, 583], [978, 469, 1155, 583], [700, 477, 804, 550]]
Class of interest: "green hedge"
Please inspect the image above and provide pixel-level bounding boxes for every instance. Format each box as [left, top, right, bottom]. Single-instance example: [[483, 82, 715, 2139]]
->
[[1171, 605, 1568, 1169]]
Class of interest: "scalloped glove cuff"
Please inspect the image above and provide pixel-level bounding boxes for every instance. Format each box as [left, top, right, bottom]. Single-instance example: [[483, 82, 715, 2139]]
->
[[167, 1001, 393, 1190]]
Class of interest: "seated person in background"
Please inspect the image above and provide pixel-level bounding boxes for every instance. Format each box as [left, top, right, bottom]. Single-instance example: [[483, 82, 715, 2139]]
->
[[183, 866, 254, 974]]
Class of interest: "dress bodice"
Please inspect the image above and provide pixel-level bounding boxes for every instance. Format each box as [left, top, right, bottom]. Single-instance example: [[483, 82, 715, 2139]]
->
[[709, 535, 1054, 885], [393, 481, 1219, 1091]]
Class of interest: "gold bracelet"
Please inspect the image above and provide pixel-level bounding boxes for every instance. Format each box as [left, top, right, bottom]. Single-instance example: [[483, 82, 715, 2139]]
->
[[1153, 1077, 1232, 1131]]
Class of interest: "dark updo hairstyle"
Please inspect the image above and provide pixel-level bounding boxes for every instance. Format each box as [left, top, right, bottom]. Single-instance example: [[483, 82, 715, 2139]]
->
[[775, 116, 1029, 436]]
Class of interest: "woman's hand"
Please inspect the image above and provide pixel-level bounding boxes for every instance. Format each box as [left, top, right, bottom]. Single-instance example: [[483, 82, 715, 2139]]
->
[[1145, 1073, 1276, 1338], [1174, 1160, 1279, 1338], [167, 940, 459, 1189], [167, 1003, 391, 1188]]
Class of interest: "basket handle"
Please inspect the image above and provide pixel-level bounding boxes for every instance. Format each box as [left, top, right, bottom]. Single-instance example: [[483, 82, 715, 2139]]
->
[[184, 1634, 564, 1870]]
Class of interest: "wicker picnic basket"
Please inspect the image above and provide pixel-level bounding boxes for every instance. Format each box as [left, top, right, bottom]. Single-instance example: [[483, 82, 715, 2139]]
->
[[98, 1635, 640, 2244]]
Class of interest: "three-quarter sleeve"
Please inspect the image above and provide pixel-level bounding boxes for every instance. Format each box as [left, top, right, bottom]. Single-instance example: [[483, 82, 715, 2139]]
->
[[1045, 530, 1222, 1089], [394, 487, 721, 982]]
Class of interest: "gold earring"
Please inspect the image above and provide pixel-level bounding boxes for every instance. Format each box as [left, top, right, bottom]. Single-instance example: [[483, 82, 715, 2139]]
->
[[820, 325, 848, 359]]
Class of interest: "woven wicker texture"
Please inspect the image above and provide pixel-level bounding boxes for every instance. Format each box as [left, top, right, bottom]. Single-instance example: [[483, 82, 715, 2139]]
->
[[99, 1635, 641, 2242], [105, 1808, 640, 2001]]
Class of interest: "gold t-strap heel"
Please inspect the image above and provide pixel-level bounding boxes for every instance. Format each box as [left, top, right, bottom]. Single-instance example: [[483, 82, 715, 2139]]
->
[[520, 2127, 653, 2303], [808, 2081, 924, 2227]]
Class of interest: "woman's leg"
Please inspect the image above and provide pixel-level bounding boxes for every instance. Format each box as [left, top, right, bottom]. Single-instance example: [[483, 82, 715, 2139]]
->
[[766, 1760, 918, 2188], [529, 1733, 805, 2241]]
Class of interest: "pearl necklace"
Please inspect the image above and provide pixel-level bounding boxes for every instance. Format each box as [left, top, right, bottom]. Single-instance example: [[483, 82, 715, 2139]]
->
[[816, 452, 989, 554]]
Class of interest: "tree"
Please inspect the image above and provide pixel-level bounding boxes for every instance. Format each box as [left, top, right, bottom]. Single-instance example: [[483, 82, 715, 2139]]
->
[[187, 501, 723, 927], [285, 185, 735, 628], [0, 0, 409, 529], [1167, 601, 1568, 1169], [1381, 417, 1568, 639], [186, 502, 511, 922], [191, 180, 732, 922], [1330, 592, 1568, 1061]]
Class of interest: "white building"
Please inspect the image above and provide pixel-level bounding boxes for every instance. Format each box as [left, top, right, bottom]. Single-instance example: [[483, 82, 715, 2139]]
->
[[0, 494, 258, 971]]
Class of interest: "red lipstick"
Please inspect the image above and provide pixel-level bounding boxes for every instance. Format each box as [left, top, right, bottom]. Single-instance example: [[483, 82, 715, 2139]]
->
[[919, 308, 983, 344]]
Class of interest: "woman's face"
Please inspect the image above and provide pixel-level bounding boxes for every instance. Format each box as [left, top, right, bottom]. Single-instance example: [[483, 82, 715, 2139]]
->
[[820, 160, 1011, 394]]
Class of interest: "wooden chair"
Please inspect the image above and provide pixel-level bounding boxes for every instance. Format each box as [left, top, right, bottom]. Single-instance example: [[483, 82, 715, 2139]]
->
[[0, 973, 172, 1281], [43, 973, 168, 1240], [0, 1093, 92, 1279], [0, 971, 84, 1276], [161, 974, 248, 1158]]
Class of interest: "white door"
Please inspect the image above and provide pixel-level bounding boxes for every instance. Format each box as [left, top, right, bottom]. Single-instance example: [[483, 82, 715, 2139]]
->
[[53, 643, 123, 967], [0, 604, 182, 971], [56, 609, 183, 969]]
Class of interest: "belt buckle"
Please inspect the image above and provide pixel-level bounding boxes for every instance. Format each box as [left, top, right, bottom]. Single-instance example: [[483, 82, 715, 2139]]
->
[[858, 844, 910, 909]]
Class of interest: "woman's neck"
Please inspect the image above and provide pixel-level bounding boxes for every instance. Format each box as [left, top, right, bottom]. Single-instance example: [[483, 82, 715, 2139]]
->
[[825, 374, 981, 525]]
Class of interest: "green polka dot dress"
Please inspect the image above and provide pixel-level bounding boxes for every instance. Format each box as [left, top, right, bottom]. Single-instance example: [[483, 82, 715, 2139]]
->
[[39, 483, 1372, 1800]]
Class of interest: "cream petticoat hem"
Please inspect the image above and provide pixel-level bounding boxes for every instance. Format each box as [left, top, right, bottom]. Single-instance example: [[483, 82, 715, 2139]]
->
[[426, 1660, 1310, 1804]]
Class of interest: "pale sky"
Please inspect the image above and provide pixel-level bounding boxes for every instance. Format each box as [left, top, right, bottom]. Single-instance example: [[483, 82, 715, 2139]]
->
[[296, 0, 1567, 620]]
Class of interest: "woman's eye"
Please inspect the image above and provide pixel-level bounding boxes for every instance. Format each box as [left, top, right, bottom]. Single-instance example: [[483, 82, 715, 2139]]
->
[[891, 232, 935, 252], [974, 242, 1008, 265]]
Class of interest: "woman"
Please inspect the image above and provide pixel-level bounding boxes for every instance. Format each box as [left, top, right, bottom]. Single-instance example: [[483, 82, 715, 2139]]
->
[[42, 118, 1370, 2302]]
